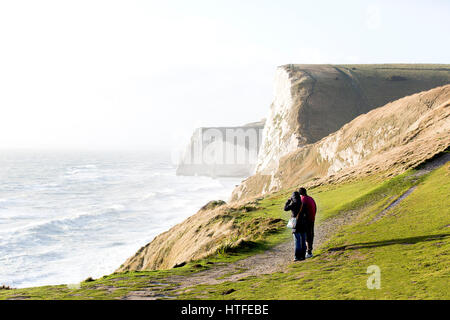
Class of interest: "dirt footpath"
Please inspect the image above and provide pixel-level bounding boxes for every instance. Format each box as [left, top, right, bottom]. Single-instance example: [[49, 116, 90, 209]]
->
[[121, 206, 362, 299], [122, 153, 449, 300]]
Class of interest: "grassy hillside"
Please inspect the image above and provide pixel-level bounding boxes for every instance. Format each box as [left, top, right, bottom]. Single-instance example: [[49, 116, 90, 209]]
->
[[335, 64, 450, 110], [285, 63, 450, 144], [233, 82, 450, 202], [178, 164, 450, 299], [1, 158, 447, 300]]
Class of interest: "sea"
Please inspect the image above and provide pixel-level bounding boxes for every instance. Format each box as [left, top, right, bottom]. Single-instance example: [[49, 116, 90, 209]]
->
[[0, 150, 242, 288]]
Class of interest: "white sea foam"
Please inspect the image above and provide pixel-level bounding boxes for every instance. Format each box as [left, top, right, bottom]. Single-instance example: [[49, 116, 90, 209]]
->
[[0, 150, 241, 288]]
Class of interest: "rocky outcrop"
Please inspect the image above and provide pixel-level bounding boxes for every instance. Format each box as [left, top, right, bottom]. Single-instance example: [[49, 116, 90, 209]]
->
[[176, 120, 265, 177], [232, 84, 450, 201]]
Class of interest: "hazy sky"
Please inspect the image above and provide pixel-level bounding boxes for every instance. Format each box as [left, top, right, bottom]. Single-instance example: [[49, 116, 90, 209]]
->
[[0, 0, 449, 151]]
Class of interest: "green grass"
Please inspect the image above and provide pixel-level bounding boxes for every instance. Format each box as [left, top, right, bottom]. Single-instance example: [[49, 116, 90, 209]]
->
[[1, 164, 448, 300], [177, 165, 450, 299]]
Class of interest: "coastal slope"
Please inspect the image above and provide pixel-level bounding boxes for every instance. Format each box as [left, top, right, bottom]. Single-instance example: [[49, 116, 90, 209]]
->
[[118, 84, 450, 272], [232, 81, 450, 201]]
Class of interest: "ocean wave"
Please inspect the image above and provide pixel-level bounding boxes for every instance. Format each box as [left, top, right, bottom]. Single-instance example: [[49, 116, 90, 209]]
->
[[0, 152, 243, 288], [3, 204, 128, 243], [187, 181, 224, 192], [156, 187, 175, 195], [78, 165, 97, 169], [140, 192, 157, 200], [62, 164, 103, 182], [63, 172, 103, 180], [0, 198, 9, 208]]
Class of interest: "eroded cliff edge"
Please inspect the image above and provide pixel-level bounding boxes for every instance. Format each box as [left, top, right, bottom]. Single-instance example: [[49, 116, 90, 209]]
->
[[233, 64, 450, 200]]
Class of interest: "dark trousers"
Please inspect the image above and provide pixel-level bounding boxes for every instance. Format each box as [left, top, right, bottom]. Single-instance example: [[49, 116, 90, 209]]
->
[[293, 232, 306, 260], [306, 221, 315, 254]]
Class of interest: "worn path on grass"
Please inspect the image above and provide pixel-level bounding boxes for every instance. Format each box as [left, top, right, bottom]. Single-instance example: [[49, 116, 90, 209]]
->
[[121, 154, 449, 300], [121, 200, 365, 299]]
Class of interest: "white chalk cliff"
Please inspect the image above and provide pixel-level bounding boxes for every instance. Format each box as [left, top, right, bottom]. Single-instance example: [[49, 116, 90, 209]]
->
[[232, 64, 450, 201], [176, 120, 265, 177]]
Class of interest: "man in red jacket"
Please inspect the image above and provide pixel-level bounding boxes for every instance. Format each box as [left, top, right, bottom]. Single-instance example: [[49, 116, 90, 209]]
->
[[299, 187, 317, 258]]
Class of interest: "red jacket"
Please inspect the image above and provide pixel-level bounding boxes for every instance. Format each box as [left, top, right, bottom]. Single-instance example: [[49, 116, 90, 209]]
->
[[301, 195, 317, 222]]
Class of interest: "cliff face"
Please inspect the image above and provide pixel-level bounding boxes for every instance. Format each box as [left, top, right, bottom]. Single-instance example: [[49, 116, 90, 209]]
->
[[235, 64, 450, 200], [232, 84, 450, 201], [176, 120, 265, 177]]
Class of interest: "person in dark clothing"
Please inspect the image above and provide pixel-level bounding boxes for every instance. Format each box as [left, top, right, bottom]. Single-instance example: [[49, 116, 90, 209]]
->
[[299, 187, 317, 258], [284, 191, 307, 261]]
